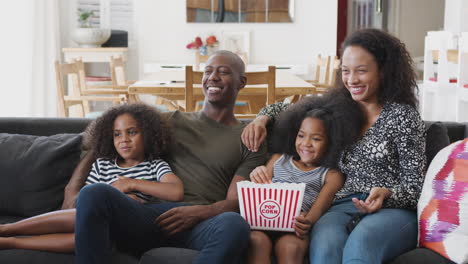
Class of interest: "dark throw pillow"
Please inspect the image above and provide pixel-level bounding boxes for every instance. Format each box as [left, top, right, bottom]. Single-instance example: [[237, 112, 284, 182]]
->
[[425, 122, 450, 167], [0, 133, 82, 217]]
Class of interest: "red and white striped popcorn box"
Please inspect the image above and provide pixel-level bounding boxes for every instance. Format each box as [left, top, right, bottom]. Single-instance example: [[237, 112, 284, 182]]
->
[[237, 181, 306, 232]]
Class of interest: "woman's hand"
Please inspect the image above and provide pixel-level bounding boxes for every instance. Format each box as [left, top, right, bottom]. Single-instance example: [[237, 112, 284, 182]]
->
[[111, 176, 135, 193], [352, 187, 392, 213], [250, 166, 272, 184], [294, 212, 312, 239], [241, 116, 270, 152]]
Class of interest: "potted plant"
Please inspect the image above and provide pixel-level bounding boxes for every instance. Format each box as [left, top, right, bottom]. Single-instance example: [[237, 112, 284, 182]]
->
[[71, 8, 110, 48], [77, 8, 94, 28]]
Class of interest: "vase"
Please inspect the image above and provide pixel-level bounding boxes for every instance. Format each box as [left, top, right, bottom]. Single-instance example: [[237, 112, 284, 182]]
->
[[199, 46, 208, 56], [71, 28, 111, 48]]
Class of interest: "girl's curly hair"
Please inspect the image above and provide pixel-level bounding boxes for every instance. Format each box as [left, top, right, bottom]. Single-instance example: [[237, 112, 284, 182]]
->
[[83, 103, 172, 160], [340, 28, 418, 108], [271, 90, 364, 169]]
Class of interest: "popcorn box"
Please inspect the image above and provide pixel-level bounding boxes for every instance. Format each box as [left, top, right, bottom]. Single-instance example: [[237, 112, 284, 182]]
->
[[237, 181, 306, 232]]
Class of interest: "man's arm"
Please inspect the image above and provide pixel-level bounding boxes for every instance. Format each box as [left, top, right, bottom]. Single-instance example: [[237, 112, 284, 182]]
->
[[186, 138, 268, 218], [242, 102, 290, 152], [156, 129, 267, 236], [202, 174, 245, 215], [155, 175, 246, 236], [61, 151, 95, 209]]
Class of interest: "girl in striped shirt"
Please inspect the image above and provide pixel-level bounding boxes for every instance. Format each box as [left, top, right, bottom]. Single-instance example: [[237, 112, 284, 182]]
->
[[247, 94, 362, 264], [0, 104, 183, 253]]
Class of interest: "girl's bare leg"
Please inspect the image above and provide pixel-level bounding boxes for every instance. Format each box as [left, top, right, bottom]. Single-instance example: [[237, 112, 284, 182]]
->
[[0, 233, 74, 253], [0, 209, 75, 236], [247, 231, 273, 264], [275, 233, 308, 264]]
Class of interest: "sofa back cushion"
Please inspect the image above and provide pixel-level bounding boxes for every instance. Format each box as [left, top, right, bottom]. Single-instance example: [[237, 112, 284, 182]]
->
[[418, 138, 468, 264], [0, 133, 82, 217], [425, 122, 451, 166]]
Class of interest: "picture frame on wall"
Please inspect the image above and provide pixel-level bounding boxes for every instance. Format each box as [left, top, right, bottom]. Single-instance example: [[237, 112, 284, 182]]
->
[[220, 31, 250, 64]]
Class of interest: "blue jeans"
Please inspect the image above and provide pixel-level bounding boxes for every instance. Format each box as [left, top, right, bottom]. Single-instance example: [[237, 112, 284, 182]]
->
[[75, 183, 250, 264], [309, 193, 418, 264]]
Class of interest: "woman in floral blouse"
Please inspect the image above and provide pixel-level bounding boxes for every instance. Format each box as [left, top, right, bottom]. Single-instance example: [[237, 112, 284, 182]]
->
[[241, 28, 426, 264]]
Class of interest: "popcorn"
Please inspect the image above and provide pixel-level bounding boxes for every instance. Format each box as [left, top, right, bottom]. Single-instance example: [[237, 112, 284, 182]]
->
[[237, 181, 306, 232]]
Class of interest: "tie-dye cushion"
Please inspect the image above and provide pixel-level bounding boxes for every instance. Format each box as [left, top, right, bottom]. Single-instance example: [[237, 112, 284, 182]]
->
[[418, 138, 468, 264]]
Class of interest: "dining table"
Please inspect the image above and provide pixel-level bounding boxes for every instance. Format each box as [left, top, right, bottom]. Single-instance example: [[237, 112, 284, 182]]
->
[[128, 69, 316, 113]]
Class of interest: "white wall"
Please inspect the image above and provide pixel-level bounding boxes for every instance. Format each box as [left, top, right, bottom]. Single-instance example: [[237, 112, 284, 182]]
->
[[59, 0, 76, 50], [392, 0, 445, 58], [0, 1, 34, 116], [444, 0, 468, 32], [133, 0, 338, 79]]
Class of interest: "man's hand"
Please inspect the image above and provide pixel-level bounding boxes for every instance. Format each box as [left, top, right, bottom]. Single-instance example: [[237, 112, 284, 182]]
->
[[293, 213, 312, 239], [250, 166, 272, 184], [155, 205, 205, 236], [241, 116, 269, 152], [111, 176, 135, 193], [352, 187, 391, 213]]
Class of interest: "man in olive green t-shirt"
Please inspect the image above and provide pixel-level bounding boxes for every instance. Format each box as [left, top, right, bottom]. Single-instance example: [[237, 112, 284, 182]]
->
[[66, 50, 267, 264]]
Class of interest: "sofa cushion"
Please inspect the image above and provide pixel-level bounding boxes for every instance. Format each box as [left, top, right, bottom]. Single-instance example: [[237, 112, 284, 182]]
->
[[425, 122, 450, 166], [0, 133, 82, 217], [417, 138, 468, 264], [390, 248, 455, 264], [0, 249, 139, 264], [139, 248, 199, 264], [0, 215, 26, 224]]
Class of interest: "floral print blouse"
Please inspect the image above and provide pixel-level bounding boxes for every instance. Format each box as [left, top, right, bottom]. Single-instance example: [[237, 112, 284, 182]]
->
[[258, 101, 426, 209]]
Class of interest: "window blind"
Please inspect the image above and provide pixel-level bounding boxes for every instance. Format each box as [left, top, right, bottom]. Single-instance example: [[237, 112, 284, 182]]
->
[[77, 0, 133, 33]]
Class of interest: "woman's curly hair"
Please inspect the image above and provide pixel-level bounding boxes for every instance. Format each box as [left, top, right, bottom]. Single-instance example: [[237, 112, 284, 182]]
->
[[340, 28, 418, 108], [271, 90, 364, 169], [83, 103, 172, 160]]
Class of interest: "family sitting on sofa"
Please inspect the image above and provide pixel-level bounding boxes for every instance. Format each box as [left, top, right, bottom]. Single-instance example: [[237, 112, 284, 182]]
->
[[0, 29, 466, 264]]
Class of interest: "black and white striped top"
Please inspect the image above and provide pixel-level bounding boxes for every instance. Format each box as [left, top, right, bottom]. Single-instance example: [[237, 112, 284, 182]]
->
[[273, 155, 329, 212], [86, 158, 173, 202]]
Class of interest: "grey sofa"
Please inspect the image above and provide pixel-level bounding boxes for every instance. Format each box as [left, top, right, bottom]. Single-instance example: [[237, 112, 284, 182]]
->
[[0, 117, 466, 264]]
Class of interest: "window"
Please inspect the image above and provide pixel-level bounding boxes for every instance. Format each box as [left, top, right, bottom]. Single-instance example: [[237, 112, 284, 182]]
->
[[77, 0, 133, 39]]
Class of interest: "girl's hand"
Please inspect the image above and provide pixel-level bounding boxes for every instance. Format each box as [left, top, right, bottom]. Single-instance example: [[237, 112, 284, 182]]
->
[[126, 193, 145, 203], [111, 176, 135, 193], [352, 187, 392, 213], [293, 212, 312, 239], [250, 166, 272, 183], [241, 116, 269, 152]]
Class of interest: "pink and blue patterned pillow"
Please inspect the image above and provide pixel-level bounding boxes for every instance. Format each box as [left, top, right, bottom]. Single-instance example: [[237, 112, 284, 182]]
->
[[418, 138, 468, 264]]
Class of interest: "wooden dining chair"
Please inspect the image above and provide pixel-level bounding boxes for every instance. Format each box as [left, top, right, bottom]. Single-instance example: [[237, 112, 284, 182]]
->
[[110, 56, 133, 88], [72, 56, 130, 100], [185, 65, 204, 112], [184, 65, 276, 116], [309, 54, 331, 85], [306, 55, 340, 94], [191, 61, 254, 113], [316, 56, 340, 94], [54, 59, 126, 117], [247, 65, 276, 105], [109, 56, 141, 103]]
